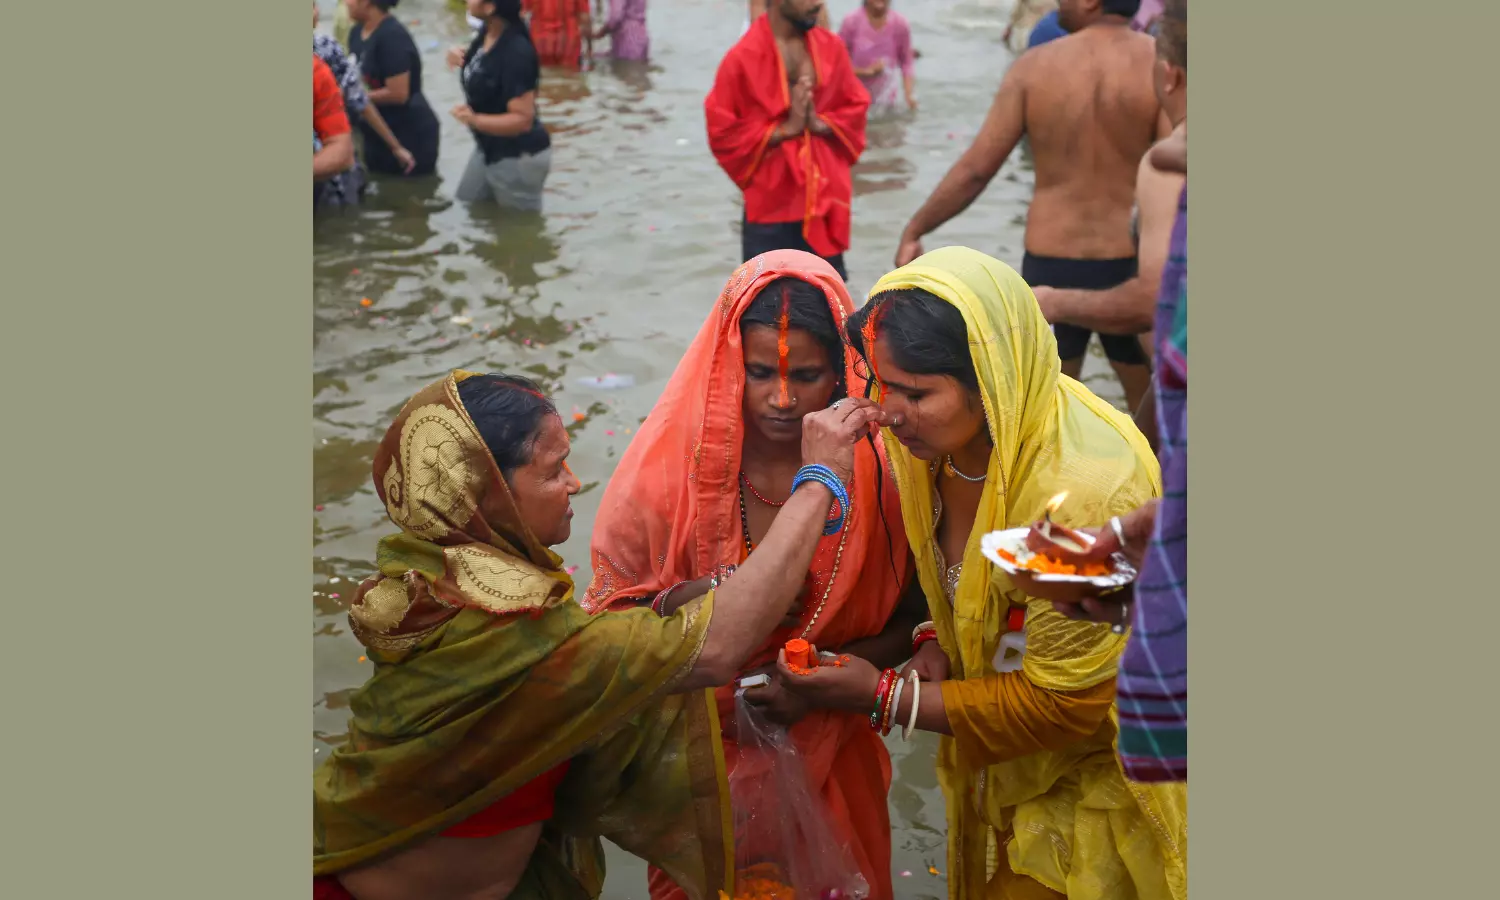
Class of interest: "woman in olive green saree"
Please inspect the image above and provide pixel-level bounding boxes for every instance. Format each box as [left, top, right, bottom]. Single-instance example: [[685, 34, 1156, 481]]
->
[[313, 370, 890, 900]]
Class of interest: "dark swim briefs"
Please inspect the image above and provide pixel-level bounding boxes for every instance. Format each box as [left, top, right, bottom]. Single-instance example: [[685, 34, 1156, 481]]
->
[[1022, 252, 1150, 365]]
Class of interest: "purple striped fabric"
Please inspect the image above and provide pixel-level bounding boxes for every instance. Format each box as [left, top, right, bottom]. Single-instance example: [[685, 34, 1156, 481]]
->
[[1117, 182, 1187, 783]]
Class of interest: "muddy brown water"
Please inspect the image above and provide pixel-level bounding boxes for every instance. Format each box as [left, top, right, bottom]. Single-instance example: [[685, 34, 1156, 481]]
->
[[314, 1, 1126, 895]]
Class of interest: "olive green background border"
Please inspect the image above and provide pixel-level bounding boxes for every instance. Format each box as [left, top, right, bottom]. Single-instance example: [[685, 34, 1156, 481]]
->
[[6, 1, 1489, 897], [7, 1, 308, 897], [1191, 2, 1495, 897]]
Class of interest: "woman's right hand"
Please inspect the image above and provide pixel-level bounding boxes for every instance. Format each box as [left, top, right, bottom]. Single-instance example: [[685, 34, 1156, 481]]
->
[[446, 45, 467, 70], [901, 638, 950, 684], [800, 398, 895, 485]]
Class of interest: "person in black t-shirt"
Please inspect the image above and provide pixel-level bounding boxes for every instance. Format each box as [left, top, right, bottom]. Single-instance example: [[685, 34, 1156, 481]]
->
[[346, 0, 441, 177], [447, 0, 553, 211]]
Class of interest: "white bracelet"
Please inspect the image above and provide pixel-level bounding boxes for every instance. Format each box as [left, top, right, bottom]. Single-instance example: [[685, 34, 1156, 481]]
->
[[902, 670, 921, 741], [887, 673, 906, 735]]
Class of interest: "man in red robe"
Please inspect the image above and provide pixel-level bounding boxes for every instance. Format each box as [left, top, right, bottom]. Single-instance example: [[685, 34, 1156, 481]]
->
[[706, 0, 868, 281]]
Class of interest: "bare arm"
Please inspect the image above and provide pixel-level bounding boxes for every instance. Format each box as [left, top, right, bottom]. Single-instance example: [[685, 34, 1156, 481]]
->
[[900, 62, 1026, 245], [313, 132, 355, 181], [675, 402, 892, 691], [367, 71, 410, 105], [466, 92, 539, 137], [674, 483, 835, 691], [358, 103, 405, 153], [1033, 155, 1184, 334]]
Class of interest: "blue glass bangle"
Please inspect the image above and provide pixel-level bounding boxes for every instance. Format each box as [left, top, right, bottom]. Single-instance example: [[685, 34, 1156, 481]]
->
[[792, 464, 850, 535]]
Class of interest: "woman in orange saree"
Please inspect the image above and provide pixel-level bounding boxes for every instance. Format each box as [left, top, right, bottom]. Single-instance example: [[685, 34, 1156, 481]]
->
[[583, 250, 922, 900]]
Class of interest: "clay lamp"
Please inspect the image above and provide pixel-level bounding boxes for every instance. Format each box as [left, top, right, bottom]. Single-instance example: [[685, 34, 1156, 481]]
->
[[1024, 491, 1094, 565]]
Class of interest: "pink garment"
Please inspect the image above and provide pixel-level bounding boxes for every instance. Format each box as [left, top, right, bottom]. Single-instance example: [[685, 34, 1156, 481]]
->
[[837, 8, 914, 111], [604, 0, 649, 61]]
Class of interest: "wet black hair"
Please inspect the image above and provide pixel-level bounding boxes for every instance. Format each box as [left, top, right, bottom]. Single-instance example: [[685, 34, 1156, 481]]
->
[[456, 373, 558, 482], [471, 0, 536, 79], [1156, 0, 1185, 69], [846, 288, 981, 395], [739, 276, 848, 402], [1102, 0, 1142, 17], [369, 0, 400, 11]]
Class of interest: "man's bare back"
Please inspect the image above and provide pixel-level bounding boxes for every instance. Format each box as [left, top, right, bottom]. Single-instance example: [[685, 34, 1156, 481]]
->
[[1021, 24, 1165, 257], [897, 16, 1166, 265]]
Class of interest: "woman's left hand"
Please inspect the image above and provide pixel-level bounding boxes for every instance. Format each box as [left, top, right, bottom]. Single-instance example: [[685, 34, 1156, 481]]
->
[[775, 647, 882, 714], [1050, 583, 1134, 629], [740, 664, 811, 726], [451, 104, 476, 126]]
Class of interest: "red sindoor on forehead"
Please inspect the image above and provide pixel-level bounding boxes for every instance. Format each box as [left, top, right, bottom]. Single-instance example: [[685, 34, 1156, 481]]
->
[[777, 286, 791, 406], [860, 304, 885, 393]]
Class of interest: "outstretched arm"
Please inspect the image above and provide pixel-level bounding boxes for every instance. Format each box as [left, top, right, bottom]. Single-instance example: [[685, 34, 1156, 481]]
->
[[897, 61, 1026, 262]]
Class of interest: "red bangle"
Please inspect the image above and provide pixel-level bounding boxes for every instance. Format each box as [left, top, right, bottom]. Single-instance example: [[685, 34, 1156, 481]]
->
[[880, 671, 901, 736], [912, 630, 938, 655]]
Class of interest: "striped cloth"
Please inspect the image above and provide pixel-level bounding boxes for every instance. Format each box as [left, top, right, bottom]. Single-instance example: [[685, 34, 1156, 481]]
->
[[1116, 182, 1187, 783]]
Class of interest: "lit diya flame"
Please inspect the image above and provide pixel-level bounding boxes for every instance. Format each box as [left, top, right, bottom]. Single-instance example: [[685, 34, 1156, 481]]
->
[[1027, 490, 1093, 562], [1044, 491, 1069, 524]]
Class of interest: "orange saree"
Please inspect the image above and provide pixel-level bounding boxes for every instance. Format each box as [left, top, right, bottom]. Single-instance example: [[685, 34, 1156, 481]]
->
[[584, 250, 911, 900]]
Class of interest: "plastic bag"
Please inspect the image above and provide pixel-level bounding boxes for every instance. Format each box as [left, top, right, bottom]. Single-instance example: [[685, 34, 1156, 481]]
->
[[724, 683, 870, 900]]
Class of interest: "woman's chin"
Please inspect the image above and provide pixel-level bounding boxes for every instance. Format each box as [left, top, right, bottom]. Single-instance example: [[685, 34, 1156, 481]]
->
[[893, 434, 938, 460]]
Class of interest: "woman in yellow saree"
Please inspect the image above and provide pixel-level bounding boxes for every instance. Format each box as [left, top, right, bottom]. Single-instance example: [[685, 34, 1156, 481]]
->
[[313, 370, 890, 900], [778, 248, 1187, 900]]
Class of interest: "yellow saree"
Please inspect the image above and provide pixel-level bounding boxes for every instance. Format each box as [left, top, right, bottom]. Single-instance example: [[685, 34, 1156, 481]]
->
[[313, 371, 733, 900], [868, 250, 1187, 900]]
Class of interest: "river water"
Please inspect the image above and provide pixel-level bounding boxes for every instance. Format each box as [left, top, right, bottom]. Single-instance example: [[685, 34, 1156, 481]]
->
[[313, 1, 1125, 896]]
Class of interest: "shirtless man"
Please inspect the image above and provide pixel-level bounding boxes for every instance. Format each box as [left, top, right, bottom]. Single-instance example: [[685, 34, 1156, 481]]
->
[[1033, 0, 1185, 445], [895, 0, 1167, 414]]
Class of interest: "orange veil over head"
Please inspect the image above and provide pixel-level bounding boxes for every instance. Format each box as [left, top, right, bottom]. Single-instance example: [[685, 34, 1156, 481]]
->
[[584, 250, 912, 900], [583, 250, 908, 646]]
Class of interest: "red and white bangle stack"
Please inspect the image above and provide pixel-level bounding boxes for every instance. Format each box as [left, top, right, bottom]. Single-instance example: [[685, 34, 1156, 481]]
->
[[871, 666, 923, 740]]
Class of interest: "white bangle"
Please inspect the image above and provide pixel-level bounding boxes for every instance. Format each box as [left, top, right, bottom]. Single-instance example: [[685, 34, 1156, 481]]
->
[[902, 670, 921, 741]]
